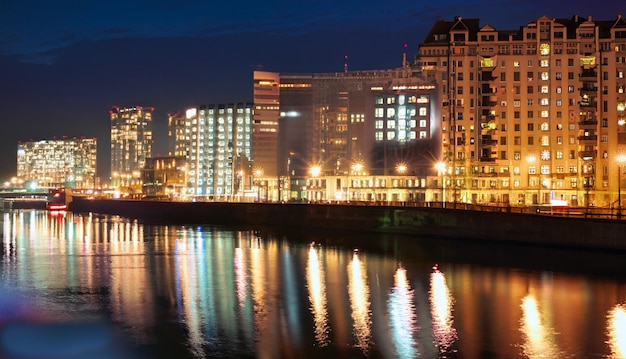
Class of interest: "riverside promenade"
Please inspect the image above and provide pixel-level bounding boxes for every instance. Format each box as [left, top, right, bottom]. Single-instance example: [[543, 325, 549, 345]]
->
[[68, 197, 626, 251]]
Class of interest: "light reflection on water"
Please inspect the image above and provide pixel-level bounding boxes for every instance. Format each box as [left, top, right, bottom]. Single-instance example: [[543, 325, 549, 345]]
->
[[348, 250, 372, 354], [430, 266, 458, 356], [388, 266, 418, 358], [607, 304, 626, 359], [306, 243, 329, 347], [2, 210, 626, 359]]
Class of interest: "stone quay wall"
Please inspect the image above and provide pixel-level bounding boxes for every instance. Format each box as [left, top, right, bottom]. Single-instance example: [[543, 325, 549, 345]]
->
[[68, 198, 626, 251]]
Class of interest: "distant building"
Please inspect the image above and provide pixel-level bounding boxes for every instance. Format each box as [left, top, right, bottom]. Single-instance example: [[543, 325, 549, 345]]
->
[[110, 106, 154, 189], [167, 111, 187, 157], [142, 156, 187, 198], [17, 137, 97, 189], [254, 65, 439, 201], [252, 71, 280, 178], [416, 14, 626, 206], [173, 103, 253, 199]]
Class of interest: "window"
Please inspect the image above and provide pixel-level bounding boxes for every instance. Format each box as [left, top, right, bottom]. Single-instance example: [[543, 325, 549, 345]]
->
[[528, 123, 534, 131], [528, 136, 534, 145], [375, 108, 384, 117], [541, 122, 549, 131], [514, 152, 521, 160], [514, 124, 521, 131], [556, 136, 562, 144], [556, 150, 563, 159]]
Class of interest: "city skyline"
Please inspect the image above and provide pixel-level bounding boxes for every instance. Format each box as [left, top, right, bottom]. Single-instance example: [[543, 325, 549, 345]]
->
[[1, 0, 622, 181]]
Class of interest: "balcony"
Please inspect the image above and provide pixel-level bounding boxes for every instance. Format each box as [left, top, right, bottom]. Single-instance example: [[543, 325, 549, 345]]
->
[[579, 70, 598, 78], [578, 119, 598, 128], [578, 150, 597, 159], [577, 134, 598, 143], [578, 101, 597, 108], [579, 85, 598, 92], [481, 136, 498, 145], [478, 156, 497, 162]]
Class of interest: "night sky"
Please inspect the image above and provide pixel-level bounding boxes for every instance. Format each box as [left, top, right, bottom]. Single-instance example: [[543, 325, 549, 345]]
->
[[0, 0, 622, 182]]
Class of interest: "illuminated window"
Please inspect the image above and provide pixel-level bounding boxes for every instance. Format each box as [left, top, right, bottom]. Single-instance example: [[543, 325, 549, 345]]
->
[[541, 111, 549, 118], [541, 72, 549, 80]]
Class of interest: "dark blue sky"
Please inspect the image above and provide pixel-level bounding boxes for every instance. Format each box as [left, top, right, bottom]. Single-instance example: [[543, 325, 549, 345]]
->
[[0, 0, 623, 181]]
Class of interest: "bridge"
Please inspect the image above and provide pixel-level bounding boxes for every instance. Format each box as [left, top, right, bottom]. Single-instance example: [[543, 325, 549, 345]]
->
[[0, 188, 57, 210]]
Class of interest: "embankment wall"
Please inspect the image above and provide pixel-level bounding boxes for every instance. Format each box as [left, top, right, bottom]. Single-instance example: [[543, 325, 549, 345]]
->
[[68, 198, 626, 251]]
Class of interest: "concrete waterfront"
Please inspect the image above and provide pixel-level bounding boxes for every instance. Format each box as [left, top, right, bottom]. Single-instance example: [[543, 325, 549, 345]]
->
[[67, 197, 626, 251]]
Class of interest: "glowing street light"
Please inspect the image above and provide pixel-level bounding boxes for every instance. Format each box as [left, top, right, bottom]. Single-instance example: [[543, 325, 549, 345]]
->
[[435, 162, 446, 206], [395, 162, 408, 175], [309, 165, 321, 177], [616, 153, 626, 218]]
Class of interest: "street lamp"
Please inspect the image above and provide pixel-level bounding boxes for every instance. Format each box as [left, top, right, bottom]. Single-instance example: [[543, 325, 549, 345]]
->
[[435, 161, 446, 207], [616, 154, 626, 218]]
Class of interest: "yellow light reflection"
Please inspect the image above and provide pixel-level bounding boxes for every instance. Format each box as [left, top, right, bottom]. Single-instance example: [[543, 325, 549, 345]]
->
[[519, 294, 561, 358], [307, 244, 329, 346], [607, 303, 626, 359], [234, 247, 247, 308], [348, 251, 371, 353], [430, 267, 457, 353], [388, 266, 418, 358]]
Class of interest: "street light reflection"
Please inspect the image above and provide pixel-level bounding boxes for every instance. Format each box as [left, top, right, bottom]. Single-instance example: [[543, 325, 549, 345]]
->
[[430, 266, 457, 353], [306, 244, 329, 346], [348, 250, 371, 354], [519, 294, 561, 358], [388, 266, 418, 358], [607, 303, 626, 359]]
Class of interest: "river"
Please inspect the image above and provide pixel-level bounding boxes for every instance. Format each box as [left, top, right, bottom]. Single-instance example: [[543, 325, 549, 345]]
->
[[1, 209, 625, 358]]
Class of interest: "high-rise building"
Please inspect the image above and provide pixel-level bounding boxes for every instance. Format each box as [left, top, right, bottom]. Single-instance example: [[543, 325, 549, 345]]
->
[[257, 67, 438, 177], [17, 137, 97, 189], [252, 71, 280, 177], [110, 106, 154, 188], [416, 14, 626, 207], [167, 111, 187, 157], [176, 103, 253, 199]]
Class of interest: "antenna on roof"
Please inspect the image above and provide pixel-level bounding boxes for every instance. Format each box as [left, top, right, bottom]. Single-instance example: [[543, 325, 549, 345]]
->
[[403, 43, 409, 68], [344, 55, 349, 73]]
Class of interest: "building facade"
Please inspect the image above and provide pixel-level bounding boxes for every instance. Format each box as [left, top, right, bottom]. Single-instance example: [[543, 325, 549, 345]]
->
[[110, 106, 154, 189], [252, 71, 280, 178], [141, 156, 187, 198], [416, 14, 626, 207], [255, 66, 439, 201], [17, 137, 97, 189], [176, 103, 253, 199]]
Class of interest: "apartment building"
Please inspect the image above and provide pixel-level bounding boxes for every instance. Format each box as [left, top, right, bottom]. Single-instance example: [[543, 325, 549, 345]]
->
[[110, 106, 153, 189], [416, 15, 626, 207]]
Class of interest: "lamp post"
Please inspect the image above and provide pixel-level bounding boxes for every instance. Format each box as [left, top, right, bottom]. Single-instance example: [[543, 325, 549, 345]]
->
[[616, 154, 626, 218], [435, 162, 446, 207]]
